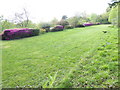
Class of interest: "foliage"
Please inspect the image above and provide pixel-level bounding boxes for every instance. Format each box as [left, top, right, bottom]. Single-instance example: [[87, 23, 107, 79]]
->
[[97, 13, 110, 24], [57, 15, 69, 28], [108, 3, 119, 26], [75, 24, 85, 28], [88, 12, 110, 24], [0, 16, 16, 32], [0, 20, 15, 32], [57, 20, 69, 27], [1, 28, 39, 40], [41, 23, 51, 32], [50, 25, 64, 32], [62, 15, 68, 20], [68, 13, 90, 28], [2, 25, 118, 88], [89, 13, 98, 23], [21, 20, 37, 28], [108, 0, 120, 27], [83, 23, 94, 26], [40, 29, 46, 34], [41, 24, 51, 29], [64, 25, 74, 29], [109, 0, 120, 8], [67, 16, 79, 27], [50, 18, 58, 26], [0, 15, 4, 31], [13, 8, 29, 28]]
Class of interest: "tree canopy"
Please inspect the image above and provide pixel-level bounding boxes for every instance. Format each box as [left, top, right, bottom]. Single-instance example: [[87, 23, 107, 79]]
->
[[108, 0, 120, 27]]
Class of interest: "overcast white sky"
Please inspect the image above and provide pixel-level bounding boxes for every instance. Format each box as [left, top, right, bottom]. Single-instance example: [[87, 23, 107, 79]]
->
[[0, 0, 111, 23]]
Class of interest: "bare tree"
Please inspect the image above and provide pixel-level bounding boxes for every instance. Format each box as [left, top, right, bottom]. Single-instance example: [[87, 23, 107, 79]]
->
[[14, 8, 29, 27], [14, 13, 24, 27], [0, 15, 4, 31], [23, 8, 29, 27]]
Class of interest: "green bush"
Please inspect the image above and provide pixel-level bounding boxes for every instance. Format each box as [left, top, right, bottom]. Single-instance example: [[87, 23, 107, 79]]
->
[[40, 29, 46, 34], [41, 24, 50, 32], [31, 29, 40, 36], [57, 20, 69, 28], [64, 25, 74, 29]]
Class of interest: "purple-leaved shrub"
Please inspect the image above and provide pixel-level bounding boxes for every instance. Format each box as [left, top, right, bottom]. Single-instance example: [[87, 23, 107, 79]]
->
[[1, 28, 39, 40], [83, 23, 94, 26], [50, 25, 64, 32]]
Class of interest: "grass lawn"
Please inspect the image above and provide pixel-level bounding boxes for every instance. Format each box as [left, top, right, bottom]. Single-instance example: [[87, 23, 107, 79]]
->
[[1, 25, 118, 88]]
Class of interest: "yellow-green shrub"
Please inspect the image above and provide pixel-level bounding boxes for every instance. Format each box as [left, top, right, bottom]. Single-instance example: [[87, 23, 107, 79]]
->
[[40, 29, 46, 34]]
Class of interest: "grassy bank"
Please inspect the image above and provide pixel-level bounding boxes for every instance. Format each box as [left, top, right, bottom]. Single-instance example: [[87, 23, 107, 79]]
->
[[2, 25, 118, 88]]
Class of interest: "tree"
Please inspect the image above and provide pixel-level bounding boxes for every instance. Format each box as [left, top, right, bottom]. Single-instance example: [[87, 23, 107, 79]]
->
[[90, 13, 98, 23], [14, 8, 29, 28], [68, 16, 79, 27], [111, 0, 120, 2], [0, 16, 15, 32], [108, 5, 118, 26], [62, 15, 68, 20], [108, 1, 120, 27], [1, 20, 15, 31], [50, 17, 58, 26], [57, 15, 69, 28], [57, 20, 69, 27], [23, 8, 29, 27], [18, 20, 37, 28], [96, 13, 110, 24], [0, 15, 4, 32], [68, 12, 90, 27], [108, 0, 120, 8]]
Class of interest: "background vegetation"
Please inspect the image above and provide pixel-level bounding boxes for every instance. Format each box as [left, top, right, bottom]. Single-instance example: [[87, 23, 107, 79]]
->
[[0, 0, 119, 33]]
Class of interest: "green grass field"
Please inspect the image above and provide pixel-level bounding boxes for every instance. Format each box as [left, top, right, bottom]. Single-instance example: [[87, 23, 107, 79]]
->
[[1, 25, 118, 88]]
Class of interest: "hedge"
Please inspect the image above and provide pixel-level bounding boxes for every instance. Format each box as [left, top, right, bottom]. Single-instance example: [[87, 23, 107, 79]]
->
[[41, 26, 50, 32], [1, 28, 39, 40], [50, 25, 64, 32], [83, 23, 94, 26], [75, 24, 85, 28]]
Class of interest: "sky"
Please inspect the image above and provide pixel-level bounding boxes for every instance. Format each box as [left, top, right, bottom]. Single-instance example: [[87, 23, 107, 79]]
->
[[0, 0, 111, 23]]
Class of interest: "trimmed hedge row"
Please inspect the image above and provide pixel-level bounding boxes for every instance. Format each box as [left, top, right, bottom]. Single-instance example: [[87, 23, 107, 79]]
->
[[83, 23, 101, 26], [83, 23, 93, 26], [1, 28, 39, 40], [75, 24, 85, 28], [39, 23, 101, 34], [0, 23, 101, 40]]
